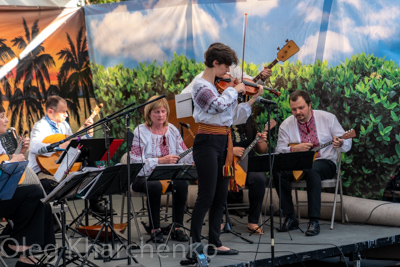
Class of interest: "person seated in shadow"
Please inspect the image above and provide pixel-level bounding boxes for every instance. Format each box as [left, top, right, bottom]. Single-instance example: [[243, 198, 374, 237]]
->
[[130, 95, 193, 243], [0, 105, 55, 267]]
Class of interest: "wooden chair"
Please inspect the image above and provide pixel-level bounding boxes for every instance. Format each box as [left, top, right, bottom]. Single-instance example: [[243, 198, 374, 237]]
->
[[291, 151, 345, 229]]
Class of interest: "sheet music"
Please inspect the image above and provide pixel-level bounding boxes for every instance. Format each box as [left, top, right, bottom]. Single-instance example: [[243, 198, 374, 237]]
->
[[54, 146, 81, 182], [175, 93, 193, 118]]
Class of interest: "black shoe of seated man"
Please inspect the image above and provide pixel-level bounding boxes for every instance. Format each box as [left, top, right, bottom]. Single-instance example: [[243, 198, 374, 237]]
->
[[151, 229, 164, 243], [90, 202, 116, 215], [171, 229, 189, 242], [305, 220, 320, 236], [278, 217, 299, 232]]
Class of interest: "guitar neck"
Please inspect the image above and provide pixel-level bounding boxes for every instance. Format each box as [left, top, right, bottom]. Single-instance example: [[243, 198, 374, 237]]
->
[[311, 140, 333, 152], [252, 58, 279, 83], [177, 147, 193, 162], [240, 129, 268, 161]]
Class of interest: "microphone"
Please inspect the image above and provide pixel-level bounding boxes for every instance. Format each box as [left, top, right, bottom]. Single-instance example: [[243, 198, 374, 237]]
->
[[179, 122, 190, 129], [38, 144, 61, 154], [256, 96, 277, 105]]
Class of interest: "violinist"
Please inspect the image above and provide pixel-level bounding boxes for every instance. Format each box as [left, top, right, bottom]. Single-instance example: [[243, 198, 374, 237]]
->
[[181, 65, 272, 94], [188, 42, 263, 256]]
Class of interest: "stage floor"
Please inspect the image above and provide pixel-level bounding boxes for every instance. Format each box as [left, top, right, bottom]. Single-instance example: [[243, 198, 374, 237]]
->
[[2, 195, 400, 267]]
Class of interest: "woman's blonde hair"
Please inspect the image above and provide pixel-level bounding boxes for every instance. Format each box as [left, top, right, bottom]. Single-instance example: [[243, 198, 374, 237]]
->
[[144, 95, 170, 127]]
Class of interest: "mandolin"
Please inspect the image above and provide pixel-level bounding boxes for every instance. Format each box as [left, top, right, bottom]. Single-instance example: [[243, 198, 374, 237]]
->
[[36, 104, 103, 175], [289, 129, 356, 181], [233, 119, 277, 189]]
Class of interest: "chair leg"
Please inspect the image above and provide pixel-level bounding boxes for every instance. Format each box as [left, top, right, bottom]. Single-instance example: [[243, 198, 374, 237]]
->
[[120, 192, 126, 224], [330, 177, 340, 230], [130, 197, 142, 239], [339, 177, 345, 223], [294, 188, 301, 220]]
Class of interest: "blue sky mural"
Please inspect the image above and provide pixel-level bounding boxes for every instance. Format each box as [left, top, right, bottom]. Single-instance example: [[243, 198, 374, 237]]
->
[[84, 0, 400, 69]]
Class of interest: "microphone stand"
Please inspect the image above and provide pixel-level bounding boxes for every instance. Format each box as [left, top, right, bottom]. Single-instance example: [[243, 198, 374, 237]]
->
[[266, 103, 275, 266], [43, 95, 166, 267]]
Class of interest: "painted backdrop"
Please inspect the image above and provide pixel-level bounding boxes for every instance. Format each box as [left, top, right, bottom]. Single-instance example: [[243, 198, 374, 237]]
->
[[84, 0, 400, 199], [0, 6, 94, 133]]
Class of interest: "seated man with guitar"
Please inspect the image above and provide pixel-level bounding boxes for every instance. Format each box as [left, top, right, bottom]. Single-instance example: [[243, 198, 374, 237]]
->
[[27, 95, 105, 214], [273, 90, 352, 236], [0, 105, 55, 267], [130, 95, 193, 243]]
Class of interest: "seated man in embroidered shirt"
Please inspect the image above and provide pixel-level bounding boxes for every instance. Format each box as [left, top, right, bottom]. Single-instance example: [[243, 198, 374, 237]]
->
[[273, 90, 352, 236]]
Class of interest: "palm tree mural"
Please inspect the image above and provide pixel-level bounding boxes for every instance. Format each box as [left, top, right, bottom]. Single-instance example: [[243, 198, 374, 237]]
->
[[57, 27, 93, 119], [0, 38, 15, 105], [8, 85, 44, 133], [11, 18, 55, 93], [43, 73, 81, 123]]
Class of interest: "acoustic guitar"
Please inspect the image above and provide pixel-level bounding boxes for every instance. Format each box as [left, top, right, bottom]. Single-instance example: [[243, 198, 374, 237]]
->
[[289, 129, 356, 181], [233, 119, 277, 189], [0, 130, 29, 185], [36, 104, 103, 175]]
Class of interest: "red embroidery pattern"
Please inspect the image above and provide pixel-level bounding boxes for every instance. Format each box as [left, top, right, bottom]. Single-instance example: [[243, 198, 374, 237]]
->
[[194, 86, 216, 111], [297, 111, 320, 158]]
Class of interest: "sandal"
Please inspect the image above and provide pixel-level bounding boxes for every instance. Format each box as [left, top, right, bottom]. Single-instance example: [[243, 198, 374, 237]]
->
[[247, 226, 264, 235]]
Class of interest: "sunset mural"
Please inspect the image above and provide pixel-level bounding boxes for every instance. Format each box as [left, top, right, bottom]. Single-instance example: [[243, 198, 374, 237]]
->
[[0, 7, 94, 133]]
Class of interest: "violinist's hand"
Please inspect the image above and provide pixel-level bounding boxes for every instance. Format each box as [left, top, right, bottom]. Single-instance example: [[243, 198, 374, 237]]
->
[[255, 85, 264, 97], [10, 154, 25, 162], [291, 143, 313, 152], [260, 67, 272, 80], [233, 147, 244, 157], [158, 155, 180, 164], [234, 83, 246, 95]]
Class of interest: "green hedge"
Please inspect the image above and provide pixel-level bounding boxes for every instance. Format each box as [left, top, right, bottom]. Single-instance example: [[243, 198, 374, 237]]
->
[[92, 52, 400, 199]]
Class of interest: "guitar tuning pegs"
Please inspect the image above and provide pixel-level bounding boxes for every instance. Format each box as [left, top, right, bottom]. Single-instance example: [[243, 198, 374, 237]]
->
[[285, 39, 289, 42], [277, 47, 280, 50]]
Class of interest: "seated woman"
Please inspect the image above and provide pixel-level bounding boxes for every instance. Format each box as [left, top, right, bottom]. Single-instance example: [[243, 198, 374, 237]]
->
[[130, 95, 193, 243], [0, 105, 55, 267]]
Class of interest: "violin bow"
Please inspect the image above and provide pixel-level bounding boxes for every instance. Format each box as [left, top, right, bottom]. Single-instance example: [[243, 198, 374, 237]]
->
[[240, 13, 248, 102]]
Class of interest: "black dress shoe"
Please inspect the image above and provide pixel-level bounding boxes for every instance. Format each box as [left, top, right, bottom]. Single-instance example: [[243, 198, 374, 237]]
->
[[305, 220, 320, 236], [171, 229, 189, 242], [151, 229, 164, 243], [278, 217, 299, 232], [207, 248, 239, 255]]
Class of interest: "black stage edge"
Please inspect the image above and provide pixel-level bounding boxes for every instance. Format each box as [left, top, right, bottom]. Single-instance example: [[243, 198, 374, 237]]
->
[[251, 234, 400, 266]]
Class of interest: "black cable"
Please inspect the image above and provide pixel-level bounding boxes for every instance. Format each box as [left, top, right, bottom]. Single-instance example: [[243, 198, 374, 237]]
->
[[361, 202, 394, 225]]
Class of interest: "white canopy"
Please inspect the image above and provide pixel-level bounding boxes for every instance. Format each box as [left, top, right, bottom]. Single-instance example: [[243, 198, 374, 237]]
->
[[0, 0, 81, 7]]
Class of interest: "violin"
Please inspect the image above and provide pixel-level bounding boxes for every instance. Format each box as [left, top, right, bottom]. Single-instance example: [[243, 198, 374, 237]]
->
[[215, 74, 281, 97]]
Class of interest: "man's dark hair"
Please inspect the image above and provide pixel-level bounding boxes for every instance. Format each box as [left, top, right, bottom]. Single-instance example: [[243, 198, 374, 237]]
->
[[0, 106, 5, 113], [46, 95, 66, 111], [204, 42, 239, 68], [289, 90, 311, 105]]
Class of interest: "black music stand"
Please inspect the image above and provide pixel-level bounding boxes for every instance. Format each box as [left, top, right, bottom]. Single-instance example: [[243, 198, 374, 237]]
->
[[248, 151, 315, 232], [145, 164, 195, 244], [41, 170, 102, 267], [81, 164, 143, 263], [0, 161, 28, 201], [60, 138, 116, 227]]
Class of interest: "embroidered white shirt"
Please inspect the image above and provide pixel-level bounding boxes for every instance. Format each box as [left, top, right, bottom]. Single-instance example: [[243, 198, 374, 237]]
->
[[130, 123, 193, 177], [276, 110, 352, 164]]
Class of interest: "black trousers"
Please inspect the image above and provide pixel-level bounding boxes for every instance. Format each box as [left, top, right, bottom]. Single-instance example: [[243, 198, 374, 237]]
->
[[246, 172, 266, 224], [0, 184, 55, 247], [132, 177, 188, 230], [191, 134, 230, 247], [273, 159, 336, 219]]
